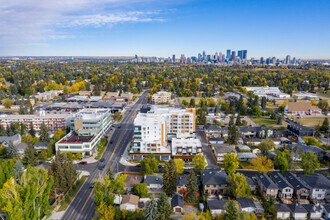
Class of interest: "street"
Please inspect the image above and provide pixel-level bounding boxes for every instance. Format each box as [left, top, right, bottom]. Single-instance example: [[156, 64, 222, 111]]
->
[[61, 91, 148, 220]]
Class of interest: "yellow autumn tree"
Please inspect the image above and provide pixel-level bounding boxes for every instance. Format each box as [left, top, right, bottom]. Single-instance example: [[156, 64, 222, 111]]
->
[[249, 156, 274, 173]]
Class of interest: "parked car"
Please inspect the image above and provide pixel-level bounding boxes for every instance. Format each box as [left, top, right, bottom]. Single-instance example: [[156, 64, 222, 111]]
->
[[110, 140, 113, 144], [100, 158, 105, 162], [79, 161, 87, 165], [90, 182, 94, 188], [99, 164, 105, 170]]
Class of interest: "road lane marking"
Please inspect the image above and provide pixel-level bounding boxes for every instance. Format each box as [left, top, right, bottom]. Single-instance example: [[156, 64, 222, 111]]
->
[[81, 189, 93, 211]]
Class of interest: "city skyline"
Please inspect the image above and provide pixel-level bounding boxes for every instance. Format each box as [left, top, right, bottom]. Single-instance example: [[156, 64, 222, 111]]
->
[[1, 0, 330, 59]]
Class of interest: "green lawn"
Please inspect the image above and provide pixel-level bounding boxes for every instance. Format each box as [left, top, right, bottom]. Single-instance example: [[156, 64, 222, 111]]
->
[[178, 97, 203, 106], [58, 175, 88, 212], [250, 117, 287, 128]]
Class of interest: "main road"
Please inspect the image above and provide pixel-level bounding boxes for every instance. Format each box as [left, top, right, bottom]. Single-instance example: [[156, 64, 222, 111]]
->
[[61, 91, 148, 220]]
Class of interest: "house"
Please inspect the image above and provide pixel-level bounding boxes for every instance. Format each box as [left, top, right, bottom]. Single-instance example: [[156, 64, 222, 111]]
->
[[323, 204, 330, 219], [268, 138, 281, 146], [276, 203, 291, 219], [201, 168, 228, 196], [171, 194, 184, 213], [124, 175, 143, 192], [284, 102, 322, 116], [204, 125, 228, 138], [208, 138, 225, 145], [33, 142, 49, 152], [255, 173, 278, 197], [210, 144, 236, 162], [268, 172, 293, 200], [288, 143, 326, 160], [236, 152, 257, 161], [237, 198, 256, 213], [283, 172, 309, 203], [244, 138, 262, 145], [17, 142, 29, 154], [0, 134, 22, 147], [287, 120, 315, 137], [143, 175, 163, 191], [207, 200, 228, 216], [176, 175, 188, 194], [303, 204, 323, 219], [250, 146, 261, 154], [237, 145, 251, 152], [120, 194, 139, 211], [239, 125, 273, 139], [299, 173, 330, 201], [246, 177, 258, 192], [287, 204, 308, 220]]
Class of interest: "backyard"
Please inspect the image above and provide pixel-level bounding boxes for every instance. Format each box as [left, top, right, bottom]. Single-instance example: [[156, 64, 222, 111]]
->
[[249, 116, 288, 128], [295, 116, 329, 126]]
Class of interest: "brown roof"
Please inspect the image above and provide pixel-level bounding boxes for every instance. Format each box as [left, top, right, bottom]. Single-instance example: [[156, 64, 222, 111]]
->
[[287, 102, 320, 111], [121, 194, 139, 205], [125, 175, 143, 188]]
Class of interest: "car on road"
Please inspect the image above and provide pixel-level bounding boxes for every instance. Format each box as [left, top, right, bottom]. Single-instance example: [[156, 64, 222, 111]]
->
[[118, 125, 121, 128], [79, 161, 87, 165], [99, 164, 105, 170], [100, 158, 105, 162], [110, 140, 113, 144], [90, 182, 94, 188]]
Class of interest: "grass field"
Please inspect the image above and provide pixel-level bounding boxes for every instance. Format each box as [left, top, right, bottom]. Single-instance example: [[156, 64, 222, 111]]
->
[[250, 117, 288, 128], [295, 116, 329, 126], [178, 97, 203, 105]]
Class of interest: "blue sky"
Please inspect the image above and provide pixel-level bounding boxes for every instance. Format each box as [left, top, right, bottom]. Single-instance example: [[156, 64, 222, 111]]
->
[[1, 0, 329, 58]]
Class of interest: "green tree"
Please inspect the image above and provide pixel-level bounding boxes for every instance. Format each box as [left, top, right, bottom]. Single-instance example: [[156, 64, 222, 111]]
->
[[133, 183, 149, 198], [192, 153, 206, 173], [174, 158, 185, 174], [317, 100, 329, 113], [13, 160, 23, 180], [185, 170, 198, 202], [258, 138, 275, 155], [4, 98, 13, 108], [29, 122, 36, 137], [157, 192, 172, 220], [223, 200, 239, 220], [0, 124, 6, 136], [0, 159, 16, 188], [223, 153, 239, 176], [20, 123, 26, 136], [252, 106, 262, 117], [300, 152, 320, 175], [106, 165, 115, 181], [190, 98, 196, 107], [262, 195, 276, 219], [277, 115, 283, 125], [22, 144, 38, 166], [144, 196, 158, 220], [6, 141, 18, 158], [321, 118, 329, 132], [227, 115, 237, 145], [235, 113, 242, 126], [141, 154, 159, 174], [274, 149, 290, 173], [303, 136, 321, 147], [227, 173, 251, 198], [163, 160, 178, 196], [39, 122, 50, 142]]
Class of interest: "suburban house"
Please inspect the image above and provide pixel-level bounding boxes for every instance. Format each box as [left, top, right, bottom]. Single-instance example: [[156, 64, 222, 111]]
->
[[143, 175, 163, 191], [283, 172, 310, 203], [210, 144, 236, 162], [120, 194, 139, 211], [239, 125, 273, 138], [201, 168, 228, 196], [276, 203, 291, 219], [287, 204, 308, 220], [284, 102, 322, 116], [288, 143, 326, 160], [268, 138, 281, 146], [237, 145, 251, 152], [237, 198, 256, 213], [287, 120, 315, 137], [299, 173, 330, 201], [250, 146, 261, 154], [171, 194, 184, 213], [124, 175, 143, 192], [17, 142, 29, 154], [236, 152, 257, 161], [203, 125, 228, 139], [255, 173, 278, 197], [246, 177, 258, 192], [33, 142, 49, 152], [268, 172, 294, 200], [207, 200, 228, 216], [244, 138, 262, 145], [176, 175, 200, 194], [208, 138, 225, 144], [303, 204, 323, 219], [0, 134, 22, 147]]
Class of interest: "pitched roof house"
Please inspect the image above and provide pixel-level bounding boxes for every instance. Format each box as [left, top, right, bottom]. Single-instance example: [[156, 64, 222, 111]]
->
[[268, 172, 293, 200], [299, 173, 330, 201], [120, 194, 139, 211], [201, 168, 228, 196], [284, 102, 322, 116], [282, 172, 309, 203], [207, 200, 228, 216], [255, 173, 278, 197], [171, 194, 184, 213]]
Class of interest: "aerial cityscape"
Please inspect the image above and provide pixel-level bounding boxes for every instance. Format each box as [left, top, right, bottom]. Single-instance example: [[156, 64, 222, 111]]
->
[[0, 0, 329, 220]]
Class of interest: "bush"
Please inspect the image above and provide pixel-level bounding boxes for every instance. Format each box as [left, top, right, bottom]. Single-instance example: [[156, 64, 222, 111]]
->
[[68, 189, 73, 196], [65, 195, 69, 201], [60, 200, 65, 206], [72, 184, 77, 190]]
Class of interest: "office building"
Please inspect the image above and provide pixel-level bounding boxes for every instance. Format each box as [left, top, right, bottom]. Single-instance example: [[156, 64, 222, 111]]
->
[[55, 109, 112, 156], [286, 55, 291, 65], [238, 50, 243, 60], [242, 50, 247, 60], [226, 49, 231, 60], [231, 51, 236, 61], [172, 55, 176, 63]]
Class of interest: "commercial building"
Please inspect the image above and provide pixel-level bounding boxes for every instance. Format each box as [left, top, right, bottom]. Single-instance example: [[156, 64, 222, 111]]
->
[[131, 106, 196, 160], [244, 87, 290, 99], [151, 91, 172, 104], [55, 109, 112, 156], [284, 102, 322, 116], [293, 92, 320, 100]]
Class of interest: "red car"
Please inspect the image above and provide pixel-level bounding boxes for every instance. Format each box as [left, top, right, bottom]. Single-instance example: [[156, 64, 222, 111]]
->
[[79, 161, 87, 165]]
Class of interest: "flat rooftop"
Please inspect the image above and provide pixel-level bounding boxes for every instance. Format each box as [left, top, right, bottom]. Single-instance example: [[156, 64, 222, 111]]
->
[[59, 134, 94, 143]]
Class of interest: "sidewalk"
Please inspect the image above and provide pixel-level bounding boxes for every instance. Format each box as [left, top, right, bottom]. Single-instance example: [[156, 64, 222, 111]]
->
[[119, 143, 138, 167]]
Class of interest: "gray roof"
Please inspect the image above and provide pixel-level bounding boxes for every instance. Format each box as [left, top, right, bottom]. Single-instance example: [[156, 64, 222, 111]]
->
[[302, 204, 322, 213], [283, 172, 309, 190], [208, 200, 228, 210], [276, 203, 291, 212], [268, 172, 293, 190], [204, 125, 222, 131], [177, 175, 188, 187], [17, 142, 29, 151], [323, 204, 330, 213], [209, 138, 225, 142], [299, 173, 330, 189], [171, 194, 184, 208], [238, 145, 251, 151], [255, 173, 278, 189], [287, 204, 307, 213], [237, 198, 256, 209], [246, 177, 258, 187], [289, 143, 325, 154], [244, 138, 262, 143], [34, 142, 49, 147], [201, 168, 228, 185], [236, 152, 257, 159], [0, 134, 21, 144], [212, 144, 236, 154], [143, 175, 163, 185]]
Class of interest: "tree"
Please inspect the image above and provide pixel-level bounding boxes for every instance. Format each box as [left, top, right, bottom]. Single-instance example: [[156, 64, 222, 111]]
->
[[235, 113, 242, 126], [315, 125, 321, 138], [106, 165, 115, 181], [223, 200, 239, 220], [223, 153, 239, 175], [0, 124, 6, 136], [6, 141, 18, 158], [163, 160, 178, 196], [185, 170, 198, 202], [22, 145, 38, 166], [141, 154, 159, 174], [39, 122, 50, 142], [300, 152, 320, 175], [227, 173, 251, 198], [19, 101, 25, 115], [157, 192, 172, 220], [228, 115, 238, 145], [250, 156, 274, 173], [133, 183, 149, 198], [252, 106, 261, 117], [29, 121, 36, 137], [277, 115, 282, 125], [321, 118, 329, 132], [53, 129, 65, 141], [174, 158, 185, 174], [303, 136, 321, 147], [147, 93, 151, 103], [96, 201, 115, 220], [274, 150, 290, 173], [4, 98, 13, 108], [144, 196, 158, 220], [190, 98, 196, 107], [317, 100, 329, 113], [258, 139, 275, 155], [262, 195, 276, 219], [192, 153, 206, 173], [261, 96, 267, 110], [19, 123, 26, 136]]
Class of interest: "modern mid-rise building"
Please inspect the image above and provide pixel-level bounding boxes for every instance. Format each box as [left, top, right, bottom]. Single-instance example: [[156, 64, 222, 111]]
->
[[55, 109, 112, 156], [131, 106, 196, 160], [171, 137, 202, 161], [151, 91, 172, 104]]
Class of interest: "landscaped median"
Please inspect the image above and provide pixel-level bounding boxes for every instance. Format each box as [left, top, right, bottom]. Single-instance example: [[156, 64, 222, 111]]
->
[[95, 136, 108, 160]]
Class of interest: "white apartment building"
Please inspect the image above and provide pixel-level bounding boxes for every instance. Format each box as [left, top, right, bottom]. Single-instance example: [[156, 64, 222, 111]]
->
[[0, 111, 70, 134], [293, 92, 320, 100], [55, 109, 112, 156], [244, 87, 290, 99], [152, 91, 172, 104], [171, 137, 202, 161], [131, 106, 196, 160]]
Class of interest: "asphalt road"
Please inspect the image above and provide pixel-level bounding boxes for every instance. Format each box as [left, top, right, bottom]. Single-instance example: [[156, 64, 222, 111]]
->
[[61, 91, 148, 220], [196, 129, 218, 168]]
